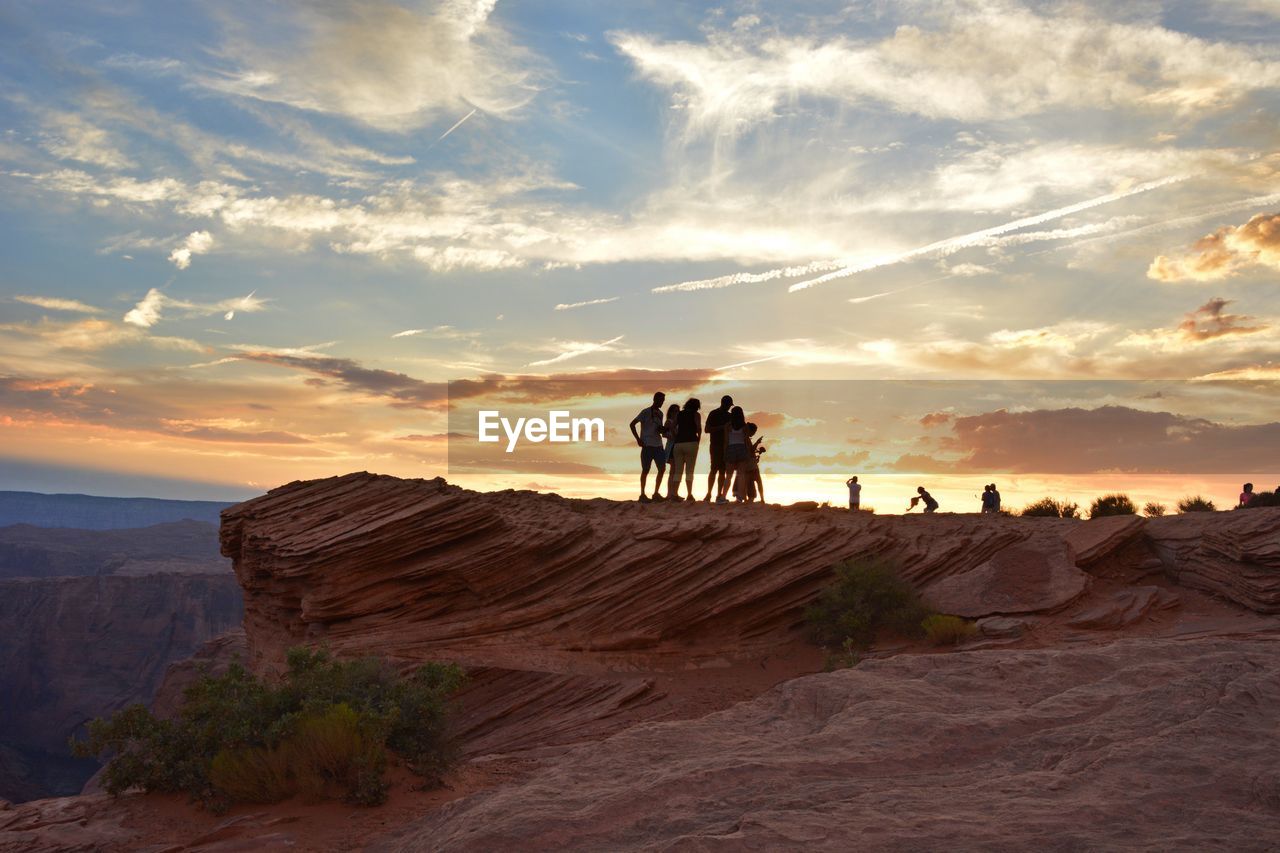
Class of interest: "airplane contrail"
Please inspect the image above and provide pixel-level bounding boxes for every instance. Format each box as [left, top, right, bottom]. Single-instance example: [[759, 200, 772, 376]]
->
[[432, 108, 478, 145], [715, 354, 788, 371], [787, 175, 1188, 292]]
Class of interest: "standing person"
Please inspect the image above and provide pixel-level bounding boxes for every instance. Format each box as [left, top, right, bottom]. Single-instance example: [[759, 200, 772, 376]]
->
[[629, 392, 667, 503], [702, 395, 734, 502], [981, 484, 995, 513], [723, 407, 752, 503], [747, 425, 767, 504], [662, 402, 680, 468], [990, 483, 1001, 513], [666, 398, 703, 501], [1239, 483, 1255, 507], [909, 486, 939, 513], [846, 476, 861, 511]]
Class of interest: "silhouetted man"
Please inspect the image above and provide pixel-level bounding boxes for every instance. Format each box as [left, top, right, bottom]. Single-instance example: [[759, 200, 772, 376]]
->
[[630, 391, 667, 502], [702, 395, 733, 502]]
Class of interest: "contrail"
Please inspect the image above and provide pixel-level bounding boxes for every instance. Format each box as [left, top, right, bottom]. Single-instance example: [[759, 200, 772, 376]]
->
[[787, 175, 1188, 292], [1046, 191, 1280, 254], [432, 108, 478, 145], [555, 296, 620, 311], [716, 354, 788, 371], [653, 260, 845, 294]]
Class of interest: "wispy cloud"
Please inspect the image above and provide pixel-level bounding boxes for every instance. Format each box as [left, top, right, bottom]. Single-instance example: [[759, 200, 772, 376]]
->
[[124, 288, 268, 328], [14, 295, 103, 314], [168, 230, 213, 270]]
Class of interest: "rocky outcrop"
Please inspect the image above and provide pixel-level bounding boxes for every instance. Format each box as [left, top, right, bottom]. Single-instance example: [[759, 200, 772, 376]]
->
[[0, 574, 243, 802], [922, 539, 1089, 617], [0, 520, 228, 579], [1067, 586, 1180, 630], [380, 637, 1280, 852], [220, 474, 1099, 674], [1148, 509, 1280, 612]]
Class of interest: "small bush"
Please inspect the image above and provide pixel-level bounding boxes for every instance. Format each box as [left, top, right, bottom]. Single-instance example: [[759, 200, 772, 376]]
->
[[1020, 498, 1079, 518], [1088, 493, 1136, 518], [1241, 491, 1280, 508], [823, 638, 862, 672], [71, 648, 465, 812], [1177, 495, 1216, 513], [1143, 502, 1167, 517], [804, 557, 930, 652], [922, 614, 978, 646]]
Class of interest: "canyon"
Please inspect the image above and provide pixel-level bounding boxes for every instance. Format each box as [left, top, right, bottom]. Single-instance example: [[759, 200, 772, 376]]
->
[[3, 472, 1279, 851]]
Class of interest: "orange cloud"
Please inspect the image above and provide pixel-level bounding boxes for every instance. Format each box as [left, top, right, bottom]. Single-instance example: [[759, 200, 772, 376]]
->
[[1148, 212, 1280, 282], [1177, 297, 1268, 341]]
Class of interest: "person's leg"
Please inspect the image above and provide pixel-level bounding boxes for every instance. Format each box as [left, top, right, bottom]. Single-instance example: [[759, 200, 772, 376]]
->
[[683, 444, 698, 498], [755, 471, 764, 503], [639, 448, 652, 500], [653, 455, 666, 500]]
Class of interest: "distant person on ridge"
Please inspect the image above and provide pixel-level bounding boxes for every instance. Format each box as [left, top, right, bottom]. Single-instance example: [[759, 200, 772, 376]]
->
[[991, 483, 1001, 513], [737, 422, 766, 502], [629, 391, 667, 503], [703, 395, 734, 502], [981, 484, 995, 513], [846, 475, 861, 511], [666, 398, 702, 501], [909, 486, 939, 514], [1239, 482, 1255, 507]]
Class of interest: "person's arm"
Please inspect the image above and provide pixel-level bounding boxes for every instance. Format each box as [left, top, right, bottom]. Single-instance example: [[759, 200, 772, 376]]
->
[[629, 412, 644, 447], [695, 416, 702, 441], [846, 477, 854, 486]]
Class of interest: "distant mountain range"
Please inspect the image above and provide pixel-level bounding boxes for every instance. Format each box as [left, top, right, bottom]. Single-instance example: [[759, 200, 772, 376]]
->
[[0, 491, 234, 530]]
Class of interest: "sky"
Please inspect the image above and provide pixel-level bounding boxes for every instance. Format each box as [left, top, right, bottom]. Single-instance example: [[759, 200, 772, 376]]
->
[[1, 0, 1278, 509]]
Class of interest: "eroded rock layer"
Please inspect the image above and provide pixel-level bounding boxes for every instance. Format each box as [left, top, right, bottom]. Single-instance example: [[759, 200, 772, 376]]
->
[[381, 637, 1280, 852]]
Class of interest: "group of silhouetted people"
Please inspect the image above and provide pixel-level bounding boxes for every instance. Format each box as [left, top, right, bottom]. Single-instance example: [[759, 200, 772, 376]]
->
[[630, 392, 765, 503]]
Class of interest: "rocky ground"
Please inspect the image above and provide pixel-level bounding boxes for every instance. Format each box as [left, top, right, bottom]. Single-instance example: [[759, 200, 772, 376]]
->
[[4, 473, 1279, 851]]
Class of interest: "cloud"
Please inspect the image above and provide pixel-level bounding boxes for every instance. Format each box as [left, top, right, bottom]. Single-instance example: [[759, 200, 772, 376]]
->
[[1147, 212, 1280, 282], [527, 335, 625, 367], [14, 295, 103, 314], [1177, 298, 1269, 341], [124, 288, 267, 328], [201, 0, 541, 130], [168, 230, 214, 270], [38, 112, 135, 170], [613, 3, 1280, 132], [934, 405, 1280, 475]]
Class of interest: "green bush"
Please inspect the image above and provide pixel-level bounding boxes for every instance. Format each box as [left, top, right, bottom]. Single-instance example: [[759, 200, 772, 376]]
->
[[804, 557, 930, 652], [1020, 497, 1079, 518], [922, 614, 978, 646], [1143, 502, 1167, 517], [1088, 493, 1136, 518], [71, 648, 464, 812], [1177, 495, 1216, 513]]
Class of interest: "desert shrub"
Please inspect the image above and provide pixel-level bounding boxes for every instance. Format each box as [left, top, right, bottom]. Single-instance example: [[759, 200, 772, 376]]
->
[[1020, 497, 1079, 518], [1088, 493, 1136, 518], [1242, 491, 1280, 508], [823, 638, 862, 672], [1143, 502, 1167, 517], [922, 614, 978, 646], [71, 648, 464, 812], [804, 557, 930, 652], [1177, 495, 1216, 513]]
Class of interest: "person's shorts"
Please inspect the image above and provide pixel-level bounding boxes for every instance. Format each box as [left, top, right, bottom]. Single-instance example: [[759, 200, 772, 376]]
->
[[641, 445, 666, 471], [725, 443, 749, 464], [709, 441, 726, 471]]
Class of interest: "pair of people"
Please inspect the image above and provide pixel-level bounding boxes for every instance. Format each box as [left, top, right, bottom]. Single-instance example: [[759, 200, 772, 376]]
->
[[981, 483, 1001, 513]]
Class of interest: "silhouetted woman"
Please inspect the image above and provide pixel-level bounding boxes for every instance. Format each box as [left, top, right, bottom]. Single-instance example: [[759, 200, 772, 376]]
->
[[722, 407, 751, 503], [666, 398, 702, 501], [1240, 482, 1255, 508], [662, 402, 680, 468]]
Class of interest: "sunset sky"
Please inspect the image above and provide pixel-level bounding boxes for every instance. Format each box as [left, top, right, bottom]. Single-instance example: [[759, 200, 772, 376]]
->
[[2, 0, 1279, 509]]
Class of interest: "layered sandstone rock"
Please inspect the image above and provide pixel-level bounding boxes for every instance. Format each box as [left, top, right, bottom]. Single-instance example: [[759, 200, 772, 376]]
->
[[380, 637, 1280, 852], [1148, 509, 1280, 612]]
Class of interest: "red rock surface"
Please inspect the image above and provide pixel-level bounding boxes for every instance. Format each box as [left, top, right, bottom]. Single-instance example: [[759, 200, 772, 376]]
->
[[379, 637, 1280, 852], [1148, 509, 1280, 612]]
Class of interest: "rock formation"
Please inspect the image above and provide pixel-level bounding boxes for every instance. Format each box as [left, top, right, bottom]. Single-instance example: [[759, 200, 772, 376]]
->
[[1148, 510, 1280, 612], [380, 637, 1280, 852], [0, 520, 228, 579]]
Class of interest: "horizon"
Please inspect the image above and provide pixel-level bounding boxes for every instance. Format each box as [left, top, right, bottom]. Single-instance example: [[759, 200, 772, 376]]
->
[[2, 1, 1279, 509]]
